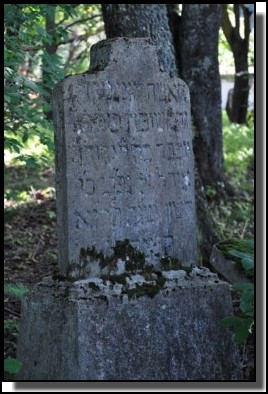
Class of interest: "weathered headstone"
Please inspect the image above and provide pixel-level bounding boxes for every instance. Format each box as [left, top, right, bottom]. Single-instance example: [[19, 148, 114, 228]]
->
[[16, 38, 242, 380], [53, 37, 197, 277]]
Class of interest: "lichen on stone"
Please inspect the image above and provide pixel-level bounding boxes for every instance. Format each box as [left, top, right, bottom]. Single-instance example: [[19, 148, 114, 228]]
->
[[62, 240, 220, 302], [74, 239, 151, 279]]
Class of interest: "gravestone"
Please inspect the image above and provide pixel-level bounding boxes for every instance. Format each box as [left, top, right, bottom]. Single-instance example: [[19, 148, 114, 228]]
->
[[52, 37, 197, 277], [16, 38, 242, 380]]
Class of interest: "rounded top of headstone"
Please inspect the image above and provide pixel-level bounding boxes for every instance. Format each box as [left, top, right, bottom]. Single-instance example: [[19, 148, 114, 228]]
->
[[89, 38, 161, 80]]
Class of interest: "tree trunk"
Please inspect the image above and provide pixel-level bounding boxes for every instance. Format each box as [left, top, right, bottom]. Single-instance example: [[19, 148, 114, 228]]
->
[[222, 4, 251, 124], [43, 5, 57, 121], [179, 4, 223, 185], [102, 4, 177, 76]]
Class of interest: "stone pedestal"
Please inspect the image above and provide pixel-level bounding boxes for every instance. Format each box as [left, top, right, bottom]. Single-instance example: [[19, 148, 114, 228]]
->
[[16, 271, 242, 380]]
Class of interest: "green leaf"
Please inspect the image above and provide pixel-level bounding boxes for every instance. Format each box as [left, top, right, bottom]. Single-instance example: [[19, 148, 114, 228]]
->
[[43, 103, 52, 112], [4, 67, 13, 78], [241, 257, 254, 271], [47, 210, 56, 219], [26, 156, 39, 167], [228, 249, 254, 261], [234, 319, 253, 344], [36, 25, 46, 36], [5, 138, 23, 153], [219, 316, 243, 328], [8, 92, 21, 104], [23, 79, 48, 96], [4, 358, 22, 374], [233, 283, 254, 292], [4, 283, 29, 298], [4, 94, 11, 103], [242, 239, 254, 250], [220, 316, 253, 344], [22, 132, 29, 143], [4, 318, 19, 333], [240, 290, 254, 314]]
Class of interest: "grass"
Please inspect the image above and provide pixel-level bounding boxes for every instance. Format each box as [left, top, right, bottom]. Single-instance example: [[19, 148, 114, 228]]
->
[[4, 165, 55, 207], [223, 111, 254, 191], [206, 111, 254, 241], [4, 132, 55, 208]]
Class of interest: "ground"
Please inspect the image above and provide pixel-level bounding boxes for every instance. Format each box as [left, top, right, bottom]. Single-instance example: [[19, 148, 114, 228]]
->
[[4, 142, 254, 380]]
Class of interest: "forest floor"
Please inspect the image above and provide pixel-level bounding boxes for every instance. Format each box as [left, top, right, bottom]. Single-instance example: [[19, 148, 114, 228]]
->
[[4, 154, 255, 380]]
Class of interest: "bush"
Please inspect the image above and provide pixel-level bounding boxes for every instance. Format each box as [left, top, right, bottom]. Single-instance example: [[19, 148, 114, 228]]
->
[[219, 239, 254, 343]]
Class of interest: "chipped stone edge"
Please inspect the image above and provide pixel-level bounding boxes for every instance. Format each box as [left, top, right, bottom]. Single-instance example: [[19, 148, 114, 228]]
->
[[36, 266, 224, 303]]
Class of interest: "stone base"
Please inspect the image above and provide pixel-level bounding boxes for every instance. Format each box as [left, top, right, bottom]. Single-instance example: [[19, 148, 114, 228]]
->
[[16, 271, 242, 380]]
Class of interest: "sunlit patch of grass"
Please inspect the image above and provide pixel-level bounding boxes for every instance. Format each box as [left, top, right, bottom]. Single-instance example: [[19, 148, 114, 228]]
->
[[207, 112, 254, 242], [4, 186, 55, 210], [4, 158, 55, 209], [223, 111, 254, 189], [4, 134, 54, 168], [5, 130, 55, 208], [216, 199, 253, 239]]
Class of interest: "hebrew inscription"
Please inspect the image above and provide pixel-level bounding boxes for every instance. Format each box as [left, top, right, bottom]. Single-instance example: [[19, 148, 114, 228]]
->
[[53, 38, 197, 276]]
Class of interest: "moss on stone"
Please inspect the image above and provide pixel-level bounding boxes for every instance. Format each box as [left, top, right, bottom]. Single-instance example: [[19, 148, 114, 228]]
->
[[79, 246, 107, 268], [52, 274, 69, 282], [94, 294, 108, 302], [123, 276, 166, 299], [100, 273, 129, 285], [78, 239, 146, 274], [160, 256, 182, 271], [113, 239, 145, 266], [72, 241, 190, 296], [65, 263, 87, 282], [88, 282, 100, 291]]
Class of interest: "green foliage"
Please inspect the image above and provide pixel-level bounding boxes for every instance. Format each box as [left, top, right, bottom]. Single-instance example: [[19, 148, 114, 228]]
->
[[228, 250, 254, 274], [4, 282, 28, 376], [4, 316, 22, 377], [59, 4, 103, 75], [218, 238, 254, 256], [220, 315, 253, 344], [218, 239, 254, 277], [4, 318, 20, 334], [233, 283, 254, 315], [223, 111, 254, 187], [4, 4, 57, 163], [220, 241, 254, 344], [4, 358, 23, 374], [204, 185, 217, 199], [4, 4, 103, 168], [4, 283, 29, 298], [207, 112, 254, 242]]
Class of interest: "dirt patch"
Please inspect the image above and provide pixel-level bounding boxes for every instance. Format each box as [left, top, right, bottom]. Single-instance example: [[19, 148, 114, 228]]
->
[[4, 198, 59, 285]]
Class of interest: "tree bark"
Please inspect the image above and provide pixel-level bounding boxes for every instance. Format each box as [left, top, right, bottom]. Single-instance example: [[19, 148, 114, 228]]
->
[[222, 4, 251, 124], [179, 4, 223, 185], [43, 5, 57, 120], [102, 4, 177, 76]]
